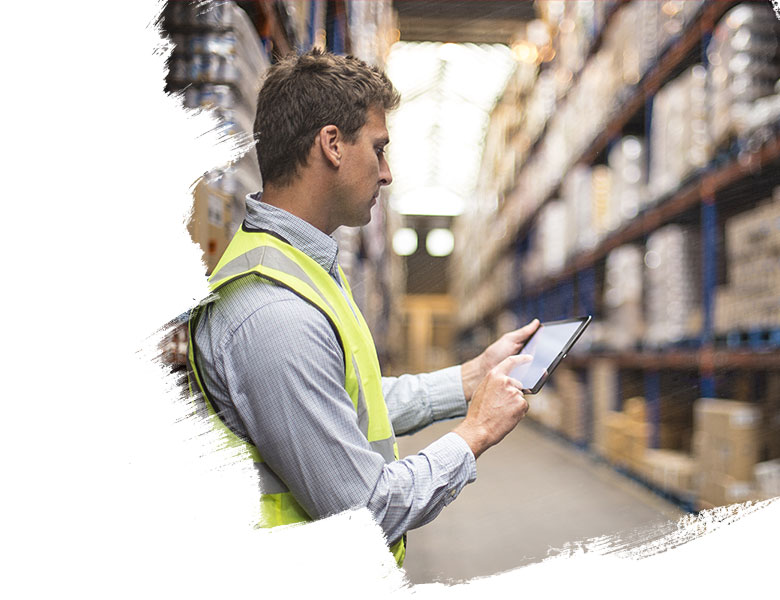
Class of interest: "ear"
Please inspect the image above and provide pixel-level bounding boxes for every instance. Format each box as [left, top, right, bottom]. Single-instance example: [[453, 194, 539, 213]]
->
[[317, 125, 342, 169]]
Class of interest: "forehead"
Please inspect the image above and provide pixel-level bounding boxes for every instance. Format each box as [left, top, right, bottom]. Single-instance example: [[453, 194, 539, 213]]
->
[[361, 106, 389, 139]]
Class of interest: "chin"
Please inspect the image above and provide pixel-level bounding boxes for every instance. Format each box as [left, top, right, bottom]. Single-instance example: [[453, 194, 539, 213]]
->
[[357, 207, 375, 227]]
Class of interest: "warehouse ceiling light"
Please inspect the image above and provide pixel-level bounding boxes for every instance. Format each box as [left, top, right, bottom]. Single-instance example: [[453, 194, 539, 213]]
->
[[426, 228, 455, 257], [392, 227, 418, 256], [385, 41, 516, 216], [511, 40, 538, 64]]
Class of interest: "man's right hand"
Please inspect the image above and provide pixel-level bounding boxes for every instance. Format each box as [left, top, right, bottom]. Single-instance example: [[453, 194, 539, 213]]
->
[[452, 354, 533, 459]]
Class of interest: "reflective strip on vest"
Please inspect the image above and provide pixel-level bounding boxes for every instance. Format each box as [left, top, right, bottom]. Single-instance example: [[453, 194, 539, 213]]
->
[[369, 437, 396, 463], [210, 243, 339, 318], [351, 355, 369, 436]]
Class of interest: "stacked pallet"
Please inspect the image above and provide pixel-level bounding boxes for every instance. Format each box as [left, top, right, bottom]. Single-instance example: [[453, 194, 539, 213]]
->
[[693, 398, 762, 507]]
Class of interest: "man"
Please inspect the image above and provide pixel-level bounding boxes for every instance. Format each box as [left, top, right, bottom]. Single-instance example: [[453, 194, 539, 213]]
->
[[188, 49, 538, 567]]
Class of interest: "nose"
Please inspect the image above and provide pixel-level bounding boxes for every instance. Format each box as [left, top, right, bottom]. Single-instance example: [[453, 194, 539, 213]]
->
[[379, 155, 392, 186]]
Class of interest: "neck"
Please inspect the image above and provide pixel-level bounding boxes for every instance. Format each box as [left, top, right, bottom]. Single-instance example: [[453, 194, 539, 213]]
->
[[261, 175, 333, 234]]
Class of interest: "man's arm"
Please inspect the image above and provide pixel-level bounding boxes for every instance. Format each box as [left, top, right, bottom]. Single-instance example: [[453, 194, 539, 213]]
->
[[381, 367, 466, 436], [217, 295, 476, 543], [381, 320, 540, 435]]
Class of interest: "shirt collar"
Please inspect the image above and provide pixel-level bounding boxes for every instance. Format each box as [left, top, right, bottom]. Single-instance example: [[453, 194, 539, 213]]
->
[[244, 192, 340, 276]]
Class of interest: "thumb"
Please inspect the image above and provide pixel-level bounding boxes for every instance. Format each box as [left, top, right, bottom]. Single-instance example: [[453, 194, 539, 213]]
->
[[493, 353, 533, 376], [508, 319, 540, 345]]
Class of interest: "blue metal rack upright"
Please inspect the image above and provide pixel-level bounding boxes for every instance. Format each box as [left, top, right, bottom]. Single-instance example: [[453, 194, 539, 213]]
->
[[576, 267, 597, 319], [645, 371, 661, 449], [698, 22, 718, 398], [560, 278, 576, 320], [326, 0, 346, 54], [700, 195, 718, 398], [308, 0, 321, 49]]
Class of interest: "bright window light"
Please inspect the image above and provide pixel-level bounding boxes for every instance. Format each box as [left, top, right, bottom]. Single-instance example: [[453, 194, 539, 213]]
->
[[391, 187, 465, 217], [392, 227, 418, 256], [426, 228, 455, 257], [386, 41, 516, 217]]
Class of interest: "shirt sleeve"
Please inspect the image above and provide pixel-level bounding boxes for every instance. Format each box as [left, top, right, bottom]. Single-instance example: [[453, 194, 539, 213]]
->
[[381, 367, 468, 436], [218, 295, 475, 544]]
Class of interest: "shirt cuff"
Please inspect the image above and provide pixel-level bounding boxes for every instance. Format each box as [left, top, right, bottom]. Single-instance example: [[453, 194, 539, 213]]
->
[[421, 431, 477, 506], [424, 365, 468, 422]]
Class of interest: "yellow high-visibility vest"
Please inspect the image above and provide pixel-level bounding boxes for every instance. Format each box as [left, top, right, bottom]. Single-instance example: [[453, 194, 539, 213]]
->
[[188, 227, 405, 566]]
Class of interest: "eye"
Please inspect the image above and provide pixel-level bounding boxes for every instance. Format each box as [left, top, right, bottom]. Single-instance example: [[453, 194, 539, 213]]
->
[[375, 146, 385, 157]]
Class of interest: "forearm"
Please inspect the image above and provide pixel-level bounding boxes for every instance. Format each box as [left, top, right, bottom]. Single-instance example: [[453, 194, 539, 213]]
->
[[382, 366, 467, 435], [366, 432, 476, 544]]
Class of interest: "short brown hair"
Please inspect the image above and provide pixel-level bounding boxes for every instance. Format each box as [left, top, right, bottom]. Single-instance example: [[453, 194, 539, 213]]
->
[[253, 49, 400, 186]]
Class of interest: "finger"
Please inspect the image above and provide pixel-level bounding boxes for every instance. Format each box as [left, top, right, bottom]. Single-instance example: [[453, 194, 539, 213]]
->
[[507, 319, 540, 345], [519, 319, 541, 338], [506, 381, 530, 416], [493, 353, 533, 376], [519, 396, 530, 416], [506, 376, 526, 391]]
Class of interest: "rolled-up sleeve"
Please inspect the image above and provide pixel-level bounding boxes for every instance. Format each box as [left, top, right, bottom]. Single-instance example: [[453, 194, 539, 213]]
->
[[382, 367, 467, 436], [216, 294, 475, 544]]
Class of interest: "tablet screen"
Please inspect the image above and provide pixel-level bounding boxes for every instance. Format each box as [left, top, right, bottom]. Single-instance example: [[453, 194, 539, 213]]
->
[[509, 317, 590, 394]]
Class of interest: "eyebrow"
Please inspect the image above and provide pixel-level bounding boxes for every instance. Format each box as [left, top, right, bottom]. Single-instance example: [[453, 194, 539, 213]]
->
[[376, 137, 390, 147]]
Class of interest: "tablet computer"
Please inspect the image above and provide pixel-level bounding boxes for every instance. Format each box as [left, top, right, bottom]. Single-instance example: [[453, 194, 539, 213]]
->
[[510, 316, 591, 394]]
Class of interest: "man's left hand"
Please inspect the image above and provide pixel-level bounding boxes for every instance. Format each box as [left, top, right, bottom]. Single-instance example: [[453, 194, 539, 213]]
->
[[460, 319, 540, 401]]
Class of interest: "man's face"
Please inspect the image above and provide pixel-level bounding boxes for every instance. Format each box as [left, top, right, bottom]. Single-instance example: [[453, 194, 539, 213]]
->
[[331, 106, 393, 231]]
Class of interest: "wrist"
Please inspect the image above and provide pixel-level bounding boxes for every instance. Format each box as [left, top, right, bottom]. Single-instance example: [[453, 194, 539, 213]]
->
[[452, 422, 488, 459]]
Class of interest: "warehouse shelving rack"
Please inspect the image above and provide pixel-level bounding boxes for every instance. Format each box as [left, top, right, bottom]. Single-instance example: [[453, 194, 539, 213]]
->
[[456, 0, 780, 509], [479, 0, 736, 276], [234, 0, 353, 57]]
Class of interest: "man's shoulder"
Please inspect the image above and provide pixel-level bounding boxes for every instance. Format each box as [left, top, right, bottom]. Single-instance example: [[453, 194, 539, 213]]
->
[[209, 274, 304, 320], [196, 273, 343, 364], [204, 274, 334, 340]]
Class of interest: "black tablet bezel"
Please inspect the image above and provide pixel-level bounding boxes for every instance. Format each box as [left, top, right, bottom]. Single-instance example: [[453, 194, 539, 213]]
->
[[517, 316, 592, 394]]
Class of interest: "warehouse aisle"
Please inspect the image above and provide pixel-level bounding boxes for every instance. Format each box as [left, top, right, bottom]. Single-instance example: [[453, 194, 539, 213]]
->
[[397, 418, 685, 584]]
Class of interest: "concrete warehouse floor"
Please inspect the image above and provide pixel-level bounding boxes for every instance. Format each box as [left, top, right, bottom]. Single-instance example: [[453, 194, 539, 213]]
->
[[396, 418, 686, 584]]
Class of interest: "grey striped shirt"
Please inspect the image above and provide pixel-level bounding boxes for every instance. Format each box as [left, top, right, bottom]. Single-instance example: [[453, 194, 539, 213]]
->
[[191, 193, 476, 545]]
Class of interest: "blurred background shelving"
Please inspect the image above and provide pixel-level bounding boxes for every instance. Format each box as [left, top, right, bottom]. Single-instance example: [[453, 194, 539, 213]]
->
[[451, 0, 780, 512]]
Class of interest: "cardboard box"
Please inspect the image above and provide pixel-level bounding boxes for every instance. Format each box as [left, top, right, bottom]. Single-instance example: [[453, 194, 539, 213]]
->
[[694, 430, 760, 481], [188, 179, 233, 274], [694, 398, 761, 439], [754, 459, 780, 498], [604, 411, 629, 467], [644, 449, 696, 496], [693, 399, 761, 481], [555, 368, 586, 443], [623, 396, 646, 423], [698, 474, 758, 508], [625, 420, 650, 473], [590, 359, 618, 456]]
